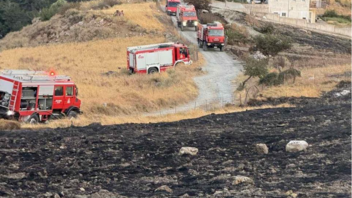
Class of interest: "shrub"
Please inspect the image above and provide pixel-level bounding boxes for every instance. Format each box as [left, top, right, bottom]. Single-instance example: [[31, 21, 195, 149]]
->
[[259, 72, 280, 86], [226, 24, 249, 45], [253, 34, 292, 56], [40, 0, 67, 21], [244, 57, 269, 79], [278, 68, 301, 83], [258, 23, 274, 34]]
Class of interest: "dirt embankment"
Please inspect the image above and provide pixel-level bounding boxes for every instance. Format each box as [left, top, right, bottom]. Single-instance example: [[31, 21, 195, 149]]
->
[[0, 84, 350, 197], [0, 8, 154, 51]]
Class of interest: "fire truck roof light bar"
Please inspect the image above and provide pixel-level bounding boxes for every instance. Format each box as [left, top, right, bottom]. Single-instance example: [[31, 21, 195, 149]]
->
[[128, 42, 175, 52], [1, 70, 71, 82]]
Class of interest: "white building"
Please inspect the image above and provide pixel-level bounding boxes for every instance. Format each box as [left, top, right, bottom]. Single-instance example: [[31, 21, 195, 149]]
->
[[269, 0, 313, 21]]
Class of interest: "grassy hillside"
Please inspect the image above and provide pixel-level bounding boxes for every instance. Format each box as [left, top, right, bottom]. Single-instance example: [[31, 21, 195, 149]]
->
[[0, 1, 205, 127]]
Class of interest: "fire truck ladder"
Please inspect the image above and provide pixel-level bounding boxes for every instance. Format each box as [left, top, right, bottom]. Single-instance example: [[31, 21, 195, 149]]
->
[[8, 81, 20, 111]]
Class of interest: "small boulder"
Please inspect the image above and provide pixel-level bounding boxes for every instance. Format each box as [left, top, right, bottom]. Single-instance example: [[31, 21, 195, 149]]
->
[[255, 143, 268, 154], [179, 147, 198, 156], [155, 185, 173, 193], [286, 140, 308, 152], [233, 176, 254, 185]]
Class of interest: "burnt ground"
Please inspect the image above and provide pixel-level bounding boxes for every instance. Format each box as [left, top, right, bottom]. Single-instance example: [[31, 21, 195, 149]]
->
[[0, 84, 351, 198]]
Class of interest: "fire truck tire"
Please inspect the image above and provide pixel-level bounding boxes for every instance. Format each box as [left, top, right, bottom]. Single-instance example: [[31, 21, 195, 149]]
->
[[68, 111, 78, 119], [180, 25, 184, 31], [148, 67, 158, 74], [220, 46, 223, 51], [28, 114, 39, 124]]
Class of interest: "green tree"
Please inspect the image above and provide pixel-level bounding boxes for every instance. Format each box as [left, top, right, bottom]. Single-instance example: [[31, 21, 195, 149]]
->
[[238, 57, 268, 90], [253, 34, 292, 56]]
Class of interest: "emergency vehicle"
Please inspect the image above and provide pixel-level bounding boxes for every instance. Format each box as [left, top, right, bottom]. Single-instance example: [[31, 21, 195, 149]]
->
[[197, 22, 226, 51], [0, 70, 82, 123], [165, 0, 181, 15], [176, 4, 198, 31], [127, 42, 192, 74]]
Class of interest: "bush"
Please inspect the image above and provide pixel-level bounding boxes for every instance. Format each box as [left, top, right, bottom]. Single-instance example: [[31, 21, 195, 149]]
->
[[226, 24, 249, 45], [322, 10, 351, 22], [253, 34, 292, 56], [258, 23, 274, 34], [259, 72, 280, 86], [278, 68, 301, 83], [40, 0, 67, 21]]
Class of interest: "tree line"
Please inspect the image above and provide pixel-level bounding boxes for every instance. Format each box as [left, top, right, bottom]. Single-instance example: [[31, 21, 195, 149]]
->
[[0, 0, 90, 38]]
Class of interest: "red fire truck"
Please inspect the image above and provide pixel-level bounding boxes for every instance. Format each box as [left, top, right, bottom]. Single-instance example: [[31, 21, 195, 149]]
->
[[176, 4, 198, 31], [127, 42, 192, 74], [197, 22, 226, 51], [165, 0, 181, 15], [0, 70, 82, 123]]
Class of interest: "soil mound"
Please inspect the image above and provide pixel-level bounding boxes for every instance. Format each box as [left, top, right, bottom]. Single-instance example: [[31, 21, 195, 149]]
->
[[0, 85, 350, 197]]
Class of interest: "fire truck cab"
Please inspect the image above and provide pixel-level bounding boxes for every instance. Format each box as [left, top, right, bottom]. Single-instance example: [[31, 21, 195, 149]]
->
[[176, 4, 198, 31], [0, 70, 82, 123], [197, 22, 226, 51], [127, 42, 192, 74], [165, 0, 181, 15]]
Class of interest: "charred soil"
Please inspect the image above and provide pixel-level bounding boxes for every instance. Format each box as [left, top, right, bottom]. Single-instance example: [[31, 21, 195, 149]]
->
[[0, 85, 351, 197]]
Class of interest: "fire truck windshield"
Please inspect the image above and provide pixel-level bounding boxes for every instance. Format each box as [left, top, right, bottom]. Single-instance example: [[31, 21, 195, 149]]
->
[[209, 29, 224, 36], [168, 2, 180, 7], [183, 11, 196, 17]]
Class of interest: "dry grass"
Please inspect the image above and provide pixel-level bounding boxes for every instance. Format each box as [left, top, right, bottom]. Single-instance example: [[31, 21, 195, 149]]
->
[[0, 120, 21, 130], [96, 2, 165, 31], [0, 35, 205, 117], [22, 103, 293, 129], [235, 64, 351, 103]]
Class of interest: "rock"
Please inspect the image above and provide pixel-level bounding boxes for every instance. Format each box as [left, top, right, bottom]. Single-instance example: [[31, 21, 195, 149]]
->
[[233, 176, 254, 185], [179, 147, 198, 156], [155, 185, 173, 193], [179, 193, 190, 198], [286, 140, 309, 152], [285, 190, 298, 198], [3, 172, 26, 179], [44, 192, 53, 197], [53, 193, 60, 198], [255, 143, 268, 154], [80, 187, 85, 192]]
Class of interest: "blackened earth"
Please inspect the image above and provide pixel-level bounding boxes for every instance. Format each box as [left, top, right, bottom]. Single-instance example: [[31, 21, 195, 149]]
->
[[0, 85, 351, 197]]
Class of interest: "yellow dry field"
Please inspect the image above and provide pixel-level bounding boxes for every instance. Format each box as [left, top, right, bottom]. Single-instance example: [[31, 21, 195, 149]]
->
[[0, 36, 204, 120], [235, 64, 351, 101], [20, 103, 293, 129], [97, 2, 165, 31]]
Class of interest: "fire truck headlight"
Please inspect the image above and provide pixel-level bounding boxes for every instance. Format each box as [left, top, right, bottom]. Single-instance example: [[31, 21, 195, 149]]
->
[[194, 21, 198, 26], [6, 110, 14, 116], [4, 94, 10, 100], [182, 21, 187, 26]]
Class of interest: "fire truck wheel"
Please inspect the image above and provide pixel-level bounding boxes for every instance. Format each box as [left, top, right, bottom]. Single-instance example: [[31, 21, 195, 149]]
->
[[28, 114, 39, 124], [220, 46, 223, 51], [180, 25, 184, 31], [148, 67, 158, 74], [68, 111, 78, 119]]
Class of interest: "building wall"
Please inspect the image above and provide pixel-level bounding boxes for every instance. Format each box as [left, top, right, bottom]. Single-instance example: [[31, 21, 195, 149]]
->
[[269, 0, 311, 20]]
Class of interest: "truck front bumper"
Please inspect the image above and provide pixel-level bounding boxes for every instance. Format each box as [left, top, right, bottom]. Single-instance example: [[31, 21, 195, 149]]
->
[[206, 42, 225, 48], [182, 20, 198, 27], [0, 107, 14, 119]]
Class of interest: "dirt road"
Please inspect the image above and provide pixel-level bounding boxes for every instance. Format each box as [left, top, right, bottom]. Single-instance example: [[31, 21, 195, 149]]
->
[[150, 7, 243, 115]]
